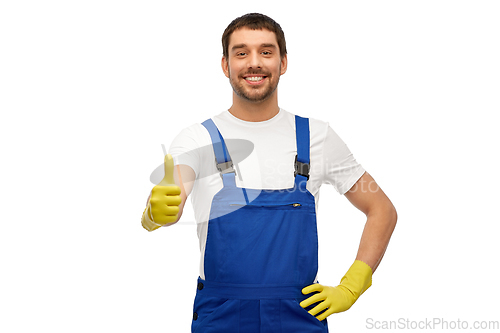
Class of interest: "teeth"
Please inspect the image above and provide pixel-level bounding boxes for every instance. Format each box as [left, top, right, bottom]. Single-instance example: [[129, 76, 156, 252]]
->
[[245, 76, 265, 82]]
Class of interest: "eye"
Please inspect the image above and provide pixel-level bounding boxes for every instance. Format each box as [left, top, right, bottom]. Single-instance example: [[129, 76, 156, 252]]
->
[[236, 52, 247, 56], [262, 51, 271, 55]]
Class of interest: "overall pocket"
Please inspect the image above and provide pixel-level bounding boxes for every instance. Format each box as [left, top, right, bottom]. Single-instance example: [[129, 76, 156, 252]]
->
[[279, 299, 328, 332], [229, 202, 303, 208], [192, 293, 239, 333]]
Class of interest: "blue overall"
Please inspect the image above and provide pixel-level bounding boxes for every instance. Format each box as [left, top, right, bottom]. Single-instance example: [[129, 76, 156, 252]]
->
[[191, 116, 328, 333]]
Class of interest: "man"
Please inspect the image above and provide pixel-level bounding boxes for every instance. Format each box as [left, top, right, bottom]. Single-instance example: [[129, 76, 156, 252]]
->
[[142, 13, 397, 333]]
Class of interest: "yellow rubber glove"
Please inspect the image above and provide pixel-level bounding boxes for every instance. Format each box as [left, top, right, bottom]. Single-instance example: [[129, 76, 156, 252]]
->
[[141, 154, 182, 231], [300, 260, 373, 321], [141, 204, 161, 231]]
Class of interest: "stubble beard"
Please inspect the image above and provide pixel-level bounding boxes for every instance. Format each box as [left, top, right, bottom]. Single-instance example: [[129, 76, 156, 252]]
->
[[228, 66, 281, 103]]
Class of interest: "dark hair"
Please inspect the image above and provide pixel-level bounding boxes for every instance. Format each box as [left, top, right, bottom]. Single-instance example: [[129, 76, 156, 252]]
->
[[222, 13, 287, 59]]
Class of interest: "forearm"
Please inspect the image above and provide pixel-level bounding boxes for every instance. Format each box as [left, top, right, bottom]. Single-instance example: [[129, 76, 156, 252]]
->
[[301, 173, 397, 320], [355, 204, 397, 273]]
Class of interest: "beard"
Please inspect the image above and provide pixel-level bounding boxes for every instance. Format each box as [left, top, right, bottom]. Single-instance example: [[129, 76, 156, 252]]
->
[[228, 66, 281, 103]]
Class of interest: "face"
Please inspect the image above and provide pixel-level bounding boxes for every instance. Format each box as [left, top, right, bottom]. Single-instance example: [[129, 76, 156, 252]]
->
[[222, 27, 287, 103]]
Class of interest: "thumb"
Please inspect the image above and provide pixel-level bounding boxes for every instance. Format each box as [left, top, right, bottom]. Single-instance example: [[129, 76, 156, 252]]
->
[[159, 154, 176, 186]]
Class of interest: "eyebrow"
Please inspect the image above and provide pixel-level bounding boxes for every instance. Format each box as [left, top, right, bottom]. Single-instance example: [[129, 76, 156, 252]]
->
[[231, 43, 277, 51]]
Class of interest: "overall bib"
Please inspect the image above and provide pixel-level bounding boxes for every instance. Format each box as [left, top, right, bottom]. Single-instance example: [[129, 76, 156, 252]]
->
[[191, 115, 328, 333]]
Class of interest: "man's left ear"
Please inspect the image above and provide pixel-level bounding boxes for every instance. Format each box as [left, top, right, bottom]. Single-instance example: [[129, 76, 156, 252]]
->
[[280, 55, 288, 75]]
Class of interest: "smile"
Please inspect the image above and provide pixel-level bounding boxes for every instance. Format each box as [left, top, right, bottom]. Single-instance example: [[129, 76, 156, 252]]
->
[[244, 76, 267, 85]]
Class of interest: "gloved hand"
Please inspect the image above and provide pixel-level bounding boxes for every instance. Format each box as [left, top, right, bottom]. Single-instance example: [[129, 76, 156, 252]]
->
[[300, 260, 373, 321], [141, 154, 182, 231]]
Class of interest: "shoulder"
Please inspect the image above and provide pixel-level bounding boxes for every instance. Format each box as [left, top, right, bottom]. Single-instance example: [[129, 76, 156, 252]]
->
[[308, 116, 330, 139], [174, 123, 209, 143], [285, 110, 330, 143], [177, 110, 231, 142]]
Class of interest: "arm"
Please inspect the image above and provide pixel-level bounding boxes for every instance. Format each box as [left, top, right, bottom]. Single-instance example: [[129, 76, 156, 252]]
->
[[344, 171, 398, 272], [301, 171, 397, 320]]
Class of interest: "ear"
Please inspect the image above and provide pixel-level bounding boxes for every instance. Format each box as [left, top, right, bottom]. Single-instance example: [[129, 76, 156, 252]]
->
[[280, 54, 288, 75], [221, 56, 230, 78]]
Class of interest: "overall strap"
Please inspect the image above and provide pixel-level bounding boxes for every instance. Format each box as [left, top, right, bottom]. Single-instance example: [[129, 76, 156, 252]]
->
[[294, 115, 310, 189], [201, 118, 236, 187]]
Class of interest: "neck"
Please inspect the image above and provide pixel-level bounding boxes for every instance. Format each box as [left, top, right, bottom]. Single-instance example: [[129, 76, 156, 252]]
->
[[228, 92, 280, 122]]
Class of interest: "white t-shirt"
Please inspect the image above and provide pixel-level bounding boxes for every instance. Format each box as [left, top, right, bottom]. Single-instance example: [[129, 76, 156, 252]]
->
[[169, 108, 365, 279]]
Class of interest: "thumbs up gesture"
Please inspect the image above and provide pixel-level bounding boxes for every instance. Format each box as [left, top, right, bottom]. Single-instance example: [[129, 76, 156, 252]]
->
[[142, 154, 182, 231]]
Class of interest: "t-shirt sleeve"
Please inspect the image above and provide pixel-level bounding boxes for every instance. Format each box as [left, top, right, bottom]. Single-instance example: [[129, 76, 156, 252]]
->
[[168, 124, 203, 179], [321, 124, 365, 195]]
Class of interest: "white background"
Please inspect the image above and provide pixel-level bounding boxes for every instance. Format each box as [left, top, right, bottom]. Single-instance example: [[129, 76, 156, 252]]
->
[[1, 0, 499, 332]]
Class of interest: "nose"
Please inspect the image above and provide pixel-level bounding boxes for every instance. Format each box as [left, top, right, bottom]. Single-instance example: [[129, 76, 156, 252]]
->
[[247, 51, 262, 69]]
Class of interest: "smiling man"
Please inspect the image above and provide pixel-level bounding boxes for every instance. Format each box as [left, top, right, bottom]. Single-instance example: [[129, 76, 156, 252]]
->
[[223, 27, 286, 109], [142, 13, 397, 333]]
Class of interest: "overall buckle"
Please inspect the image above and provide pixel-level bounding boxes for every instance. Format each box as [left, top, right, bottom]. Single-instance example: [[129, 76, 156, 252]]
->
[[216, 159, 235, 179], [294, 155, 310, 180]]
